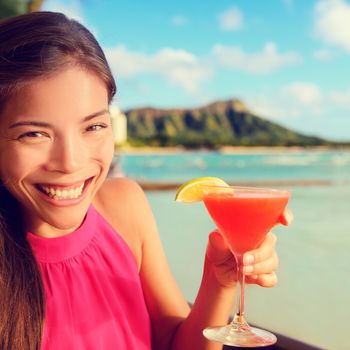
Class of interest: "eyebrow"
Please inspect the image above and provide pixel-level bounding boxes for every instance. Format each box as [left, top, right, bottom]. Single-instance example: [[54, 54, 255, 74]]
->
[[8, 109, 110, 129]]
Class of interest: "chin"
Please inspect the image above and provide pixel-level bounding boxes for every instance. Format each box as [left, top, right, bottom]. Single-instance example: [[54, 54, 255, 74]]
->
[[49, 205, 90, 228], [24, 201, 91, 236]]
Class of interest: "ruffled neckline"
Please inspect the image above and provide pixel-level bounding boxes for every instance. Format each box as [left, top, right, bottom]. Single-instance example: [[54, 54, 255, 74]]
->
[[26, 206, 96, 263]]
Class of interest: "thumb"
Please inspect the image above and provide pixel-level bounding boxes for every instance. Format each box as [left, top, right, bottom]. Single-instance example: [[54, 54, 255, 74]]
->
[[206, 230, 232, 264], [277, 208, 294, 226]]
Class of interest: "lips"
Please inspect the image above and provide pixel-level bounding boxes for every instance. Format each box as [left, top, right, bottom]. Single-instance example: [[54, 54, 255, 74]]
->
[[36, 177, 92, 201]]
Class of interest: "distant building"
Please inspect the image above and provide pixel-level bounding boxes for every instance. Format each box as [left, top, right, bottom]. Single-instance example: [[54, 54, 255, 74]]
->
[[110, 106, 127, 146]]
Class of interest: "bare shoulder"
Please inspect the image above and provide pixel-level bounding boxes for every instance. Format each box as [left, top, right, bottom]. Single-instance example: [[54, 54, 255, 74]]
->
[[95, 176, 146, 206], [95, 177, 190, 342], [92, 177, 153, 269]]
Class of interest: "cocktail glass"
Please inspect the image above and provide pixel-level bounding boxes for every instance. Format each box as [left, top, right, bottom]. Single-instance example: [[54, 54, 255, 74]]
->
[[202, 185, 290, 347]]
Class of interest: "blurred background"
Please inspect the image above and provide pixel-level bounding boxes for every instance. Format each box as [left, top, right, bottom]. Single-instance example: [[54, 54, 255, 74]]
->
[[1, 1, 349, 349]]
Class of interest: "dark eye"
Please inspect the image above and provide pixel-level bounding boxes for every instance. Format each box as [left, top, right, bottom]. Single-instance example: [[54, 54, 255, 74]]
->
[[86, 123, 108, 132], [18, 131, 47, 140]]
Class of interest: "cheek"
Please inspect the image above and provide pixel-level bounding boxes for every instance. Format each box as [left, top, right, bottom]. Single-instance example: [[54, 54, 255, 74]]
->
[[92, 131, 115, 165], [103, 142, 115, 168], [0, 162, 29, 202], [0, 146, 45, 184], [88, 133, 114, 168]]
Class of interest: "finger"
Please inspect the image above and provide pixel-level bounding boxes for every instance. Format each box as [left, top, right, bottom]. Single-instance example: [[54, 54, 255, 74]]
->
[[251, 272, 278, 288], [243, 252, 278, 275], [206, 230, 232, 264], [243, 232, 277, 266], [278, 208, 294, 226]]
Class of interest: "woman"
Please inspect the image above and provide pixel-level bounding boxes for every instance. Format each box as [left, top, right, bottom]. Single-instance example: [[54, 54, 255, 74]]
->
[[0, 11, 290, 350]]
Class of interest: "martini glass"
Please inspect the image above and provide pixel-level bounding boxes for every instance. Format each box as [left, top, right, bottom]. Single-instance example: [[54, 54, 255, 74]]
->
[[202, 185, 290, 347]]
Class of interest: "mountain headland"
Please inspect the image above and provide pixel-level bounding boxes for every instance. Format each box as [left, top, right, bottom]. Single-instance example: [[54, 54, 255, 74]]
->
[[125, 99, 347, 149]]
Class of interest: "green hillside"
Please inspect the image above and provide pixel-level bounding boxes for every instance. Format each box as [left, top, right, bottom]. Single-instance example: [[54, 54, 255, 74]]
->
[[125, 99, 339, 148]]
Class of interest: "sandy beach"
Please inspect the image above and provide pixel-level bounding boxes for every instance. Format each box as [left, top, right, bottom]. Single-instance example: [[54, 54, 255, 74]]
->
[[115, 145, 350, 156]]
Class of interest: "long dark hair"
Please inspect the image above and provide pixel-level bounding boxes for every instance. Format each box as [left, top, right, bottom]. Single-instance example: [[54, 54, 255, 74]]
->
[[0, 11, 116, 349]]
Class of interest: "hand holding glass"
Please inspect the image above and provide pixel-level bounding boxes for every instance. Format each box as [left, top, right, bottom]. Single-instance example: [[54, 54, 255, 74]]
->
[[202, 185, 290, 347]]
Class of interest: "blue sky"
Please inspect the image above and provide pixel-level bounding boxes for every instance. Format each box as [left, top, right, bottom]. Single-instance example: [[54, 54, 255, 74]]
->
[[42, 0, 350, 141]]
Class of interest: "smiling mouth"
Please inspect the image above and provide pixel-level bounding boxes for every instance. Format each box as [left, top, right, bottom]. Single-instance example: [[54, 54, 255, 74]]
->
[[36, 177, 93, 201]]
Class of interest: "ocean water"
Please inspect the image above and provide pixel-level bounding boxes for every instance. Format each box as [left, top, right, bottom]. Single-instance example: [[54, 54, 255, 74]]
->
[[117, 149, 350, 184], [115, 150, 350, 350]]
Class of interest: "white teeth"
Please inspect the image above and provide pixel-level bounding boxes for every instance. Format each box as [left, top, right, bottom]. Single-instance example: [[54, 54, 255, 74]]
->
[[41, 183, 84, 200]]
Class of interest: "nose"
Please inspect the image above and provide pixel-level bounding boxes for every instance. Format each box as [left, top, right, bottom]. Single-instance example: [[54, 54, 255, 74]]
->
[[44, 135, 87, 174]]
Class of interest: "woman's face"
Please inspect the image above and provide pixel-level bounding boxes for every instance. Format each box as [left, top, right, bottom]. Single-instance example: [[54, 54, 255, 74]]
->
[[0, 67, 115, 237]]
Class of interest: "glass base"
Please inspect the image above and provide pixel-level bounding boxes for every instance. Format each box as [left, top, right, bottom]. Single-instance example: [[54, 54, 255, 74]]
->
[[203, 323, 277, 348]]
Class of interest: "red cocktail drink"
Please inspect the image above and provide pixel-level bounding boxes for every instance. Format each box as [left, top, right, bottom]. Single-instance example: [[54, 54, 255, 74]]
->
[[204, 190, 289, 257]]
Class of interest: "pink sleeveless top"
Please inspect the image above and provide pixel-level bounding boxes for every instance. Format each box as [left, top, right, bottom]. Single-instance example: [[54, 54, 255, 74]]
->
[[27, 206, 152, 350]]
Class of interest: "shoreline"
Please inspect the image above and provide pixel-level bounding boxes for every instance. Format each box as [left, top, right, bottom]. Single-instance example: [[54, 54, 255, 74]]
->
[[115, 145, 350, 155], [137, 179, 338, 191]]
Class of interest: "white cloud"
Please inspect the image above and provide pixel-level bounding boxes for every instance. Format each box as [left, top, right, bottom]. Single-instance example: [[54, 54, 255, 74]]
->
[[218, 7, 244, 31], [246, 82, 350, 123], [244, 82, 326, 122], [171, 15, 188, 26], [313, 48, 335, 61], [105, 42, 303, 95], [104, 46, 148, 77], [313, 0, 350, 53], [105, 46, 213, 93], [212, 42, 302, 74], [281, 82, 323, 106]]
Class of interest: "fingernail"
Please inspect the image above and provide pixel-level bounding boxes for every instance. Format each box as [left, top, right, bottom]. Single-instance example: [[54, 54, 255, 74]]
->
[[283, 212, 291, 225], [244, 254, 254, 265], [243, 265, 254, 274], [250, 274, 258, 279]]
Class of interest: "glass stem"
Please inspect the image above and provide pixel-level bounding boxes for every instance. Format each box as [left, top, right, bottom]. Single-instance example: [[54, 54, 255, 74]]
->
[[237, 258, 245, 317], [231, 255, 250, 331]]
